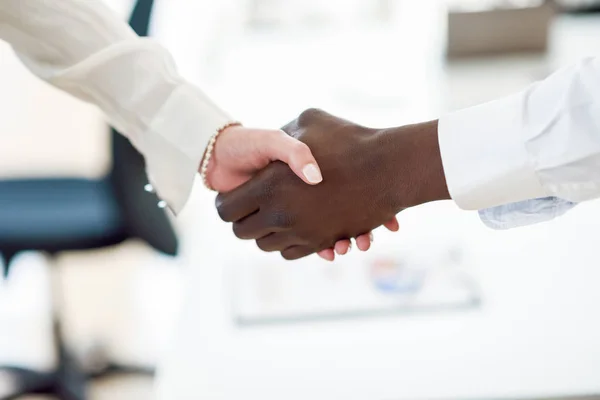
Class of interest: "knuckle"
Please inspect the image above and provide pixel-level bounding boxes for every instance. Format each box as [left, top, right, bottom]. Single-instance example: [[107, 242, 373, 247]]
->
[[293, 140, 310, 155], [289, 141, 312, 161], [258, 180, 276, 202], [268, 210, 292, 229], [266, 128, 284, 141], [281, 119, 298, 135], [298, 108, 323, 125], [258, 165, 287, 200]]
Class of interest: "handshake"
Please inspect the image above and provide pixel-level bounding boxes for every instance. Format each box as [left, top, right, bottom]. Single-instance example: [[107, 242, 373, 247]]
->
[[205, 109, 450, 261]]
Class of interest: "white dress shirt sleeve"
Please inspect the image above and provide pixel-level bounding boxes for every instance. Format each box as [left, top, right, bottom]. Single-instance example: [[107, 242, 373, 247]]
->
[[439, 57, 600, 211], [0, 0, 234, 213]]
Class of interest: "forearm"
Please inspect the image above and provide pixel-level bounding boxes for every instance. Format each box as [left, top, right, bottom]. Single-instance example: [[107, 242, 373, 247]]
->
[[0, 0, 137, 69]]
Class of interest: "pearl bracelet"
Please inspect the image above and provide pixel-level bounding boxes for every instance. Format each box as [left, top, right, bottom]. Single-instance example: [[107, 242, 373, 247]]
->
[[200, 122, 241, 191]]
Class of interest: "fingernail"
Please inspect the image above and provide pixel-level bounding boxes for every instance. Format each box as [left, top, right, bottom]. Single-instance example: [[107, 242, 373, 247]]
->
[[302, 163, 323, 184], [369, 232, 374, 243]]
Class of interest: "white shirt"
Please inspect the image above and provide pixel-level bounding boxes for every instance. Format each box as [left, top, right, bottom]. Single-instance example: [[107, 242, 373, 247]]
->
[[439, 57, 600, 227], [0, 0, 233, 214]]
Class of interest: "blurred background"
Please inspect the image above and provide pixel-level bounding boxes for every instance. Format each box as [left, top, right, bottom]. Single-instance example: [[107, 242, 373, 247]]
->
[[2, 0, 600, 399]]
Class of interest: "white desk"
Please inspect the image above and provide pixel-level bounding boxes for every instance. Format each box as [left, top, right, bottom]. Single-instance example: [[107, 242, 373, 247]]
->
[[157, 199, 600, 400], [156, 12, 600, 400]]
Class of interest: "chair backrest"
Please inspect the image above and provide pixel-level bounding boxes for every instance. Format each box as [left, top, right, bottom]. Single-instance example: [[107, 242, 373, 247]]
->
[[109, 0, 178, 256]]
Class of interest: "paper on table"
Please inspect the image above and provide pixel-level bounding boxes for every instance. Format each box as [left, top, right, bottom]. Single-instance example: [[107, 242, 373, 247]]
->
[[229, 233, 481, 325]]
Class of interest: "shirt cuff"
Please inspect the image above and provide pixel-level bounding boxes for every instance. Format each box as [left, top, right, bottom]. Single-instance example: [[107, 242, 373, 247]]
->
[[438, 91, 548, 210], [140, 83, 233, 214], [478, 197, 578, 230]]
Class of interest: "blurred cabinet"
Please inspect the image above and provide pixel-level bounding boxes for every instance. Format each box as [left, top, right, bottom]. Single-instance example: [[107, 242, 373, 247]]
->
[[447, 1, 555, 58]]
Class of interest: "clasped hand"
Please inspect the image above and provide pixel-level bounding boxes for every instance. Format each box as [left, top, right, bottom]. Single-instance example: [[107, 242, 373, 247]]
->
[[211, 109, 438, 261]]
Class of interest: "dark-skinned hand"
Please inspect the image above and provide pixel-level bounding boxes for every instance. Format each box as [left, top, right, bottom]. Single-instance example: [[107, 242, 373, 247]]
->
[[216, 109, 450, 260]]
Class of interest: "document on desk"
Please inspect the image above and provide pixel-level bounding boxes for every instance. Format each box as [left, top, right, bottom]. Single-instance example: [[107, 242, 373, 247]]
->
[[229, 231, 481, 325]]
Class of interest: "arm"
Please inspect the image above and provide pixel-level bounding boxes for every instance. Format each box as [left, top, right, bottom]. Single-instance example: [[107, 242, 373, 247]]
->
[[439, 57, 600, 211], [0, 0, 326, 216], [0, 0, 233, 213]]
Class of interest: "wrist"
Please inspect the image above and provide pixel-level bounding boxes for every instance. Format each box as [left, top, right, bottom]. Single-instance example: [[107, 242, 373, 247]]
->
[[199, 122, 241, 190], [376, 120, 450, 211], [410, 120, 451, 204]]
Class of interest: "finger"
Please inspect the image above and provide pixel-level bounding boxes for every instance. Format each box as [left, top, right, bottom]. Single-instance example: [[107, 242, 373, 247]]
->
[[281, 245, 314, 261], [264, 132, 323, 185], [356, 232, 374, 252], [233, 212, 287, 240], [384, 217, 400, 232], [256, 233, 297, 253], [334, 239, 352, 255], [215, 181, 260, 223], [318, 249, 335, 261]]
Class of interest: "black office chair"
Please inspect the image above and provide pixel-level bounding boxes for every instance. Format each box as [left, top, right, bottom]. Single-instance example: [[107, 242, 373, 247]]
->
[[554, 0, 600, 13], [0, 0, 177, 398]]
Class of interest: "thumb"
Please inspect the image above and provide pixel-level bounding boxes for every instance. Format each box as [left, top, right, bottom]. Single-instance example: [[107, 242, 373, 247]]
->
[[265, 131, 323, 185]]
